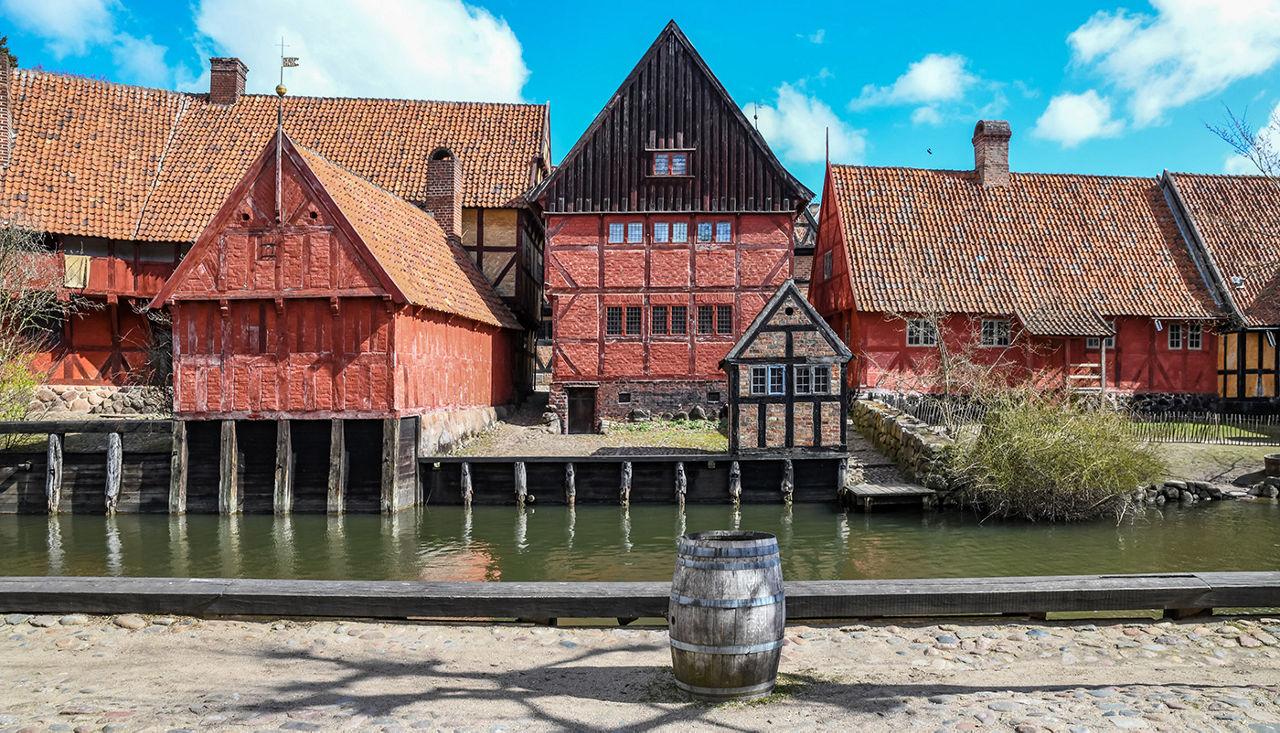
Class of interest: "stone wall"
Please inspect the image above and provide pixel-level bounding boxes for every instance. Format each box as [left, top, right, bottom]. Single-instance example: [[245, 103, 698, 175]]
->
[[418, 404, 511, 456], [851, 399, 955, 491], [28, 385, 172, 417]]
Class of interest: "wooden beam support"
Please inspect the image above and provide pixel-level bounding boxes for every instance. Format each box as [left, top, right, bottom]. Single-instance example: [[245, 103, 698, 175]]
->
[[781, 458, 794, 505], [105, 432, 122, 514], [564, 462, 575, 506], [380, 417, 400, 515], [460, 462, 473, 506], [218, 420, 239, 515], [168, 421, 188, 515], [675, 461, 686, 506], [514, 461, 528, 506], [45, 433, 63, 515], [729, 460, 741, 504], [327, 419, 345, 515], [274, 420, 293, 516]]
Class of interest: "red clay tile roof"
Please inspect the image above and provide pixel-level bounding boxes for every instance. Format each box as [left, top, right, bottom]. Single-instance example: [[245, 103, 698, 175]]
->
[[0, 69, 549, 241], [294, 141, 520, 330], [1165, 172, 1280, 328], [829, 165, 1219, 333]]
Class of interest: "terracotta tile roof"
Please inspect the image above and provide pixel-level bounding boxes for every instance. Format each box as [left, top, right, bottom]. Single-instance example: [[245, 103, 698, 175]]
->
[[1, 69, 549, 241], [295, 141, 520, 330], [1165, 172, 1280, 328], [829, 165, 1219, 333]]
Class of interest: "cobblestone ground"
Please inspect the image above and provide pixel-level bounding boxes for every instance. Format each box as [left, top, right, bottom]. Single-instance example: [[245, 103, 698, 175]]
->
[[0, 613, 1277, 732]]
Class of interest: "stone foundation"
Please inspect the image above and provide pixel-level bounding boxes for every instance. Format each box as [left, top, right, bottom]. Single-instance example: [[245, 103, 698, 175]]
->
[[1116, 392, 1228, 413], [852, 399, 955, 491], [548, 379, 728, 432], [28, 385, 173, 417], [418, 404, 511, 456]]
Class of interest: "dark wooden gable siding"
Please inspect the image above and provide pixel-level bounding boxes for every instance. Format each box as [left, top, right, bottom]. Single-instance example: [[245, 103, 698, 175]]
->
[[537, 21, 812, 214]]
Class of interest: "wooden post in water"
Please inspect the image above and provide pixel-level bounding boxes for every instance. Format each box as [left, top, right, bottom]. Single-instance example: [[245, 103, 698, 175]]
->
[[105, 432, 122, 515], [460, 462, 473, 506], [837, 457, 848, 492], [729, 460, 741, 504], [781, 458, 794, 505], [169, 420, 188, 515], [380, 417, 402, 514], [46, 433, 63, 515], [218, 420, 240, 515], [620, 461, 632, 505], [564, 462, 576, 506], [274, 419, 293, 516], [327, 419, 345, 515], [675, 461, 687, 506], [514, 461, 527, 506]]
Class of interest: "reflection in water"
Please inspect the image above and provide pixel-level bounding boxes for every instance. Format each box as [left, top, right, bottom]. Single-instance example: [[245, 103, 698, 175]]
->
[[0, 501, 1277, 582]]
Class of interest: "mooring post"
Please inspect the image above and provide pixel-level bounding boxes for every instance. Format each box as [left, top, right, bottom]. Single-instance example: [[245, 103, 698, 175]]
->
[[169, 420, 188, 515], [274, 419, 293, 516], [620, 461, 632, 505], [380, 417, 403, 515], [514, 461, 527, 506], [837, 456, 848, 491], [460, 462, 473, 506], [327, 418, 345, 515], [782, 458, 794, 505], [105, 432, 122, 515], [45, 433, 63, 515], [218, 420, 240, 515], [564, 462, 576, 506], [729, 460, 741, 504], [675, 461, 687, 506]]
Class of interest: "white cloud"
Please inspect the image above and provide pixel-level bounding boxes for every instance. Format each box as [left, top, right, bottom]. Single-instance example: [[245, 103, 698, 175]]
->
[[1222, 100, 1280, 174], [1032, 90, 1123, 147], [0, 0, 114, 57], [809, 29, 826, 44], [851, 53, 978, 110], [1068, 0, 1280, 126], [110, 35, 172, 88], [751, 83, 866, 164], [192, 0, 529, 102], [910, 106, 943, 126]]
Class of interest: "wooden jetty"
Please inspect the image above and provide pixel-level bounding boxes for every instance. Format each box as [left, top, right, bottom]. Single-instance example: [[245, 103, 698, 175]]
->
[[843, 481, 937, 511], [0, 572, 1275, 620]]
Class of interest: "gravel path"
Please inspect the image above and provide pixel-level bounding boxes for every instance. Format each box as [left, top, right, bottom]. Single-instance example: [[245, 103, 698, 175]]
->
[[1, 613, 1277, 731]]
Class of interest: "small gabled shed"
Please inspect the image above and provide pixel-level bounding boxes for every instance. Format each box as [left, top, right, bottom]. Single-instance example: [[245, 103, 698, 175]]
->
[[722, 280, 852, 453]]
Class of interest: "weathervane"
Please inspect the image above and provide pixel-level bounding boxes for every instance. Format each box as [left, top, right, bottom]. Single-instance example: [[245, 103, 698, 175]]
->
[[275, 37, 300, 223]]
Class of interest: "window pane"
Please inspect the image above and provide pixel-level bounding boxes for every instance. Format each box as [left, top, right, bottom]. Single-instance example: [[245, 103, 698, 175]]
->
[[823, 251, 832, 279], [814, 365, 830, 393], [697, 222, 713, 242], [672, 222, 688, 242], [1087, 337, 1100, 349], [653, 153, 669, 176], [698, 306, 713, 334], [716, 305, 732, 334], [654, 222, 669, 243], [1169, 324, 1182, 349], [625, 306, 642, 335], [671, 306, 687, 334], [672, 153, 687, 175], [608, 223, 624, 243], [715, 222, 731, 242], [606, 307, 622, 335], [652, 305, 668, 335], [768, 366, 785, 395], [795, 366, 811, 395], [1188, 324, 1202, 349], [751, 366, 766, 395], [627, 222, 643, 243]]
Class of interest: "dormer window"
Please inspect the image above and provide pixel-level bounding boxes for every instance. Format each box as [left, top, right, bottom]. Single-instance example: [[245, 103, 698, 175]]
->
[[652, 152, 688, 176]]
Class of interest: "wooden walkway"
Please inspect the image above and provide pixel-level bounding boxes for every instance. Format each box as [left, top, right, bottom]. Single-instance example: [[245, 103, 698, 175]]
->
[[844, 481, 936, 510], [0, 572, 1275, 620]]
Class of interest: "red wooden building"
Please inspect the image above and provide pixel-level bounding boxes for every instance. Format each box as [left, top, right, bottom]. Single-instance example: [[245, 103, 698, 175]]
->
[[151, 131, 519, 514], [809, 121, 1221, 400], [534, 21, 813, 431]]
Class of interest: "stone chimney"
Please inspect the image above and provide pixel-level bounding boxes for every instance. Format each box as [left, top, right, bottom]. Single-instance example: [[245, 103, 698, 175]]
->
[[209, 57, 248, 105], [0, 54, 11, 169], [972, 120, 1011, 188], [425, 148, 462, 244]]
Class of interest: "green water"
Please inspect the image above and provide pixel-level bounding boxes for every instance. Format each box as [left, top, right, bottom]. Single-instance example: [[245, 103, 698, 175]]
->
[[1, 502, 1277, 581]]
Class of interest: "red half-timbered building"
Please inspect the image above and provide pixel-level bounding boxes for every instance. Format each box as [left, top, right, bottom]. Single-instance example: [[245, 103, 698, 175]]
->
[[535, 21, 813, 431]]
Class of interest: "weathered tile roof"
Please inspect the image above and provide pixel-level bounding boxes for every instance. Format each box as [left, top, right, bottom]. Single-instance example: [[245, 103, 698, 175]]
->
[[1165, 172, 1280, 328], [0, 69, 549, 241], [828, 165, 1219, 333], [295, 142, 520, 330]]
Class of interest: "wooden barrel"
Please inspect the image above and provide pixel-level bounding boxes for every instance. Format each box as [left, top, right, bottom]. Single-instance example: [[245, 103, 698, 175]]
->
[[1266, 453, 1280, 478], [668, 530, 784, 701]]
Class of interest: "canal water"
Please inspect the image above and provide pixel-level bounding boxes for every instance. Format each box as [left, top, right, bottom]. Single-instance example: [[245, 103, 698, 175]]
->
[[3, 501, 1277, 581]]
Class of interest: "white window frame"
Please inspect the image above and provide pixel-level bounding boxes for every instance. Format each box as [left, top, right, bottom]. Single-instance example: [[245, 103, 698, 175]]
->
[[1168, 323, 1183, 350], [767, 365, 785, 395], [906, 318, 938, 347], [672, 222, 688, 243], [794, 365, 832, 395], [1187, 323, 1202, 350], [750, 366, 767, 395], [653, 222, 669, 243], [608, 223, 624, 243], [1086, 320, 1116, 350], [626, 222, 643, 243], [980, 319, 1011, 347], [715, 221, 731, 243]]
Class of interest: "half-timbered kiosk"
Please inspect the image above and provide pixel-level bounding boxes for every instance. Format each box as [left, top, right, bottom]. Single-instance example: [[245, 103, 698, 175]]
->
[[151, 131, 520, 515], [722, 280, 852, 453], [534, 21, 813, 432]]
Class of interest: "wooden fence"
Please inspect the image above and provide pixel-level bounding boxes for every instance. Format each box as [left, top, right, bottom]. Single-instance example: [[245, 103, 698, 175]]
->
[[1123, 412, 1280, 446]]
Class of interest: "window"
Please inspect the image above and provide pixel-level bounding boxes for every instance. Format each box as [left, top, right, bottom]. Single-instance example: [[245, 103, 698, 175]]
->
[[1168, 323, 1182, 350], [768, 366, 785, 395], [672, 222, 688, 242], [813, 365, 830, 393], [1187, 323, 1202, 350], [606, 307, 622, 336], [654, 222, 669, 243], [671, 305, 688, 334], [794, 365, 832, 395], [906, 319, 938, 347], [627, 222, 643, 243], [716, 305, 733, 334], [697, 222, 714, 243], [698, 306, 714, 334], [608, 223, 624, 243], [651, 305, 668, 335], [795, 366, 811, 395], [618, 392, 632, 404], [980, 319, 1011, 347], [672, 153, 688, 175], [823, 251, 833, 279], [1087, 320, 1116, 350], [707, 391, 721, 402], [258, 240, 277, 260], [715, 222, 731, 243], [625, 306, 642, 335], [652, 152, 688, 176], [750, 366, 767, 395]]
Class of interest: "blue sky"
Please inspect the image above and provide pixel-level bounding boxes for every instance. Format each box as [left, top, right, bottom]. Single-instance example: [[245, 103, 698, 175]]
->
[[4, 0, 1280, 195]]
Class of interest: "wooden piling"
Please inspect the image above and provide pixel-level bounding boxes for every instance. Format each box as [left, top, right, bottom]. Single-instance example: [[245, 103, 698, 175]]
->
[[620, 461, 632, 505], [327, 419, 345, 515], [218, 420, 240, 515], [675, 461, 687, 506], [380, 417, 405, 514], [274, 420, 293, 516], [105, 432, 122, 514], [781, 458, 794, 505], [514, 461, 528, 506], [45, 433, 63, 515], [460, 462, 473, 506], [168, 420, 188, 515], [729, 460, 741, 504], [564, 462, 576, 506]]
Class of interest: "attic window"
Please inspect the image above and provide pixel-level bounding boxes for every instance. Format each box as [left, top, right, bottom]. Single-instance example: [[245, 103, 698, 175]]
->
[[652, 152, 688, 176], [309, 211, 318, 219], [258, 240, 277, 260], [241, 213, 250, 221]]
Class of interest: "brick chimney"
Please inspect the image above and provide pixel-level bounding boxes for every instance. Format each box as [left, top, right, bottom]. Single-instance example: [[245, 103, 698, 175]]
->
[[425, 148, 462, 244], [209, 57, 248, 105], [0, 54, 11, 169], [972, 120, 1011, 188]]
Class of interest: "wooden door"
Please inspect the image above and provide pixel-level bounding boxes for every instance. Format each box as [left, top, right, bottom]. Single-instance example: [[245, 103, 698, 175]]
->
[[566, 388, 596, 434]]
